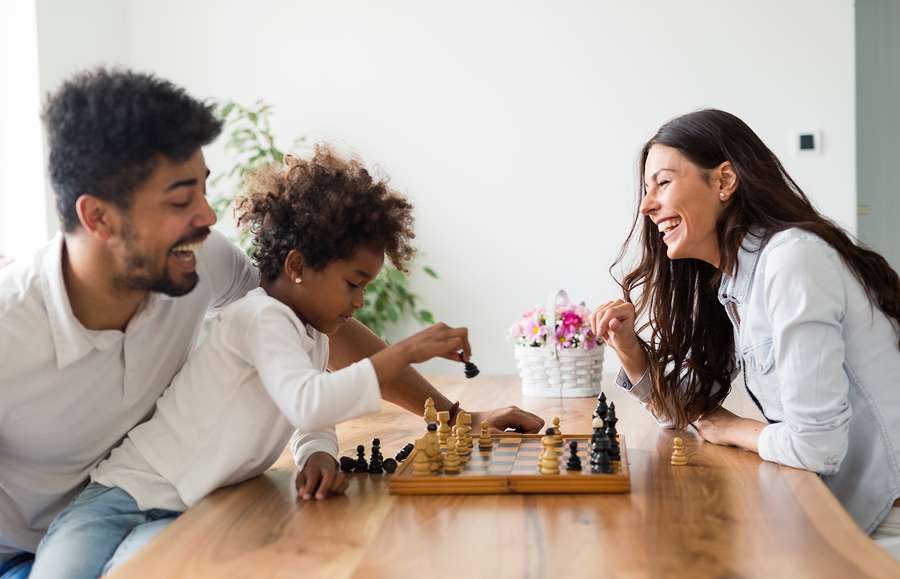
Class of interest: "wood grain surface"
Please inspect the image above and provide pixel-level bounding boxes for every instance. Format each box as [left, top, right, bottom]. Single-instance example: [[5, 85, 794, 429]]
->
[[108, 375, 900, 579]]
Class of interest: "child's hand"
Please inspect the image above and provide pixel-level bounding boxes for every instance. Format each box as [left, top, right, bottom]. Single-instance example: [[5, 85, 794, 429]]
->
[[394, 322, 472, 364], [370, 323, 471, 389], [294, 452, 349, 500]]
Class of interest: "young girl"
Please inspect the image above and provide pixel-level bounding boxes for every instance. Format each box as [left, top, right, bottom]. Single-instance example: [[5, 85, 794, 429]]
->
[[591, 110, 900, 550], [29, 145, 472, 578]]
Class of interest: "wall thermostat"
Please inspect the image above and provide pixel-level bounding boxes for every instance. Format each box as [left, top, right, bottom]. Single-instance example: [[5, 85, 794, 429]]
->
[[793, 130, 823, 155]]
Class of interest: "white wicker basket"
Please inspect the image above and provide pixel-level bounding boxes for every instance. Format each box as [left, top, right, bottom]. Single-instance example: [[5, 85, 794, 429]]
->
[[515, 290, 604, 398]]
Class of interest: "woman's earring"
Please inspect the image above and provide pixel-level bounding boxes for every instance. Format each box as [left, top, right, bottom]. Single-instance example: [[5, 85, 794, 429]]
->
[[719, 192, 727, 201], [294, 277, 302, 284]]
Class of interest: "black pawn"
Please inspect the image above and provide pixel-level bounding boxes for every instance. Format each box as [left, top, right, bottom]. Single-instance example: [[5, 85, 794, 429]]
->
[[354, 445, 368, 472], [605, 404, 620, 461], [339, 456, 356, 472], [383, 458, 398, 473], [565, 440, 582, 471]]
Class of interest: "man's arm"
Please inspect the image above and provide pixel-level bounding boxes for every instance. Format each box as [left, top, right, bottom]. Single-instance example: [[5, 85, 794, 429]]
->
[[329, 320, 545, 433]]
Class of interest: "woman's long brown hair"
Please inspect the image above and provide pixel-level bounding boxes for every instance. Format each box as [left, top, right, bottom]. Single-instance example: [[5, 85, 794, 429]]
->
[[613, 109, 900, 428]]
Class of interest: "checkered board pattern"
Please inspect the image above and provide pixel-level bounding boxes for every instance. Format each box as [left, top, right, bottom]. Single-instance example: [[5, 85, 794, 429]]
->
[[388, 433, 630, 495]]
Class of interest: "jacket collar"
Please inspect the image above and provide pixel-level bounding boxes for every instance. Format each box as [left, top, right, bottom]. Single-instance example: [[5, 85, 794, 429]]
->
[[718, 230, 767, 307]]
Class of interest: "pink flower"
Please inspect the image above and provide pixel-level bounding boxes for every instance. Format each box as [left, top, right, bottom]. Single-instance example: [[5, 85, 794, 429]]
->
[[524, 318, 546, 341], [560, 311, 583, 331]]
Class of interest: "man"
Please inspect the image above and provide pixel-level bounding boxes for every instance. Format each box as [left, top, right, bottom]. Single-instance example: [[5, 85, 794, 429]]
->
[[0, 68, 543, 577]]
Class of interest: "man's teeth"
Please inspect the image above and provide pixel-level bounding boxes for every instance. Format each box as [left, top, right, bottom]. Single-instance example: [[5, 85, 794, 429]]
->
[[658, 218, 682, 234], [171, 241, 202, 253]]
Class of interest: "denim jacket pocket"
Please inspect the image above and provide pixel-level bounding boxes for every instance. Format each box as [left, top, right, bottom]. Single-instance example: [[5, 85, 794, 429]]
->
[[742, 338, 775, 374]]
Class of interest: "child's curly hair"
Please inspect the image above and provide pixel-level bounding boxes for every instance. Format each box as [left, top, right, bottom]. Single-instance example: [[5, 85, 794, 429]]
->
[[235, 144, 416, 281]]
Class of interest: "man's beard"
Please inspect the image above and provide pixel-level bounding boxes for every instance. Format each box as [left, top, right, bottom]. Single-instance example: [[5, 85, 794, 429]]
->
[[112, 226, 208, 297]]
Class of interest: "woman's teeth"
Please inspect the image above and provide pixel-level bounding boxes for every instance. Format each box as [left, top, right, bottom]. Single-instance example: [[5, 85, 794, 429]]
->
[[658, 218, 682, 235]]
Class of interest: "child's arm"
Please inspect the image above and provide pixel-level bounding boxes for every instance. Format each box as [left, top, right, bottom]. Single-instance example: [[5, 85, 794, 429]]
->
[[244, 308, 472, 432], [368, 322, 471, 387], [240, 306, 383, 432], [289, 429, 348, 500]]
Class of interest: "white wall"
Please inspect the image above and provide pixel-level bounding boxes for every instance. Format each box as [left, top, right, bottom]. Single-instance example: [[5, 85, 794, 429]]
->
[[34, 0, 130, 236], [17, 1, 856, 375], [0, 0, 46, 260]]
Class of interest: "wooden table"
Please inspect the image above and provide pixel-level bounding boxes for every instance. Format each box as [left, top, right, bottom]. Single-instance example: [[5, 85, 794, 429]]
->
[[109, 376, 900, 578]]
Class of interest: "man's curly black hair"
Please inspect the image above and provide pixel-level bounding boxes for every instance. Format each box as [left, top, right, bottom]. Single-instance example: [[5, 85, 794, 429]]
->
[[236, 145, 416, 281], [42, 67, 222, 232]]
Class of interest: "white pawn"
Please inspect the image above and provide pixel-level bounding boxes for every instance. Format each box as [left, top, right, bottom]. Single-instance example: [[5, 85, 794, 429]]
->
[[539, 431, 560, 475], [412, 438, 431, 476], [671, 436, 689, 466], [444, 438, 462, 474], [478, 420, 493, 450]]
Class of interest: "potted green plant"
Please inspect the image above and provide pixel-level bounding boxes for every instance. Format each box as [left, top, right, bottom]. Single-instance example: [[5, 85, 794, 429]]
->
[[209, 100, 437, 339]]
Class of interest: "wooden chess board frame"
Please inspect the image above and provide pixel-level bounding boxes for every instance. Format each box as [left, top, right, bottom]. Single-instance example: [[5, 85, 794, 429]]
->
[[388, 433, 630, 495]]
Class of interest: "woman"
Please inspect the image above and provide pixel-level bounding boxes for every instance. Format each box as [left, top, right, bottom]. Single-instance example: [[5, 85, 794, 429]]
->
[[590, 109, 900, 546]]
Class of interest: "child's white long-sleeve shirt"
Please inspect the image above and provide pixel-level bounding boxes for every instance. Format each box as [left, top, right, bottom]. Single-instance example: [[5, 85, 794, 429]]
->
[[92, 287, 382, 511]]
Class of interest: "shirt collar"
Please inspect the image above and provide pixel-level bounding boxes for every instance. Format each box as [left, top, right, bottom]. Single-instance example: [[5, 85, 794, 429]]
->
[[39, 233, 123, 370], [718, 229, 766, 306]]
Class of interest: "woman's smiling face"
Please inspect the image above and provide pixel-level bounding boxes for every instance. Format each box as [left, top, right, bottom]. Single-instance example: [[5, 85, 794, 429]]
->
[[640, 144, 735, 267]]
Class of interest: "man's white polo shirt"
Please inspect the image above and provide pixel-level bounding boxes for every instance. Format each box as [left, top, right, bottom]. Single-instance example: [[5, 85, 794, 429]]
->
[[0, 230, 258, 557]]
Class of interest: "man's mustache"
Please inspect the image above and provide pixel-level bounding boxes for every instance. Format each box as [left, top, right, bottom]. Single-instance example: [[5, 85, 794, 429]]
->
[[171, 228, 211, 250]]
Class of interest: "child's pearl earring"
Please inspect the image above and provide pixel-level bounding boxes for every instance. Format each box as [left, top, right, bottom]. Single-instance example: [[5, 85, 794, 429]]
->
[[294, 277, 302, 284]]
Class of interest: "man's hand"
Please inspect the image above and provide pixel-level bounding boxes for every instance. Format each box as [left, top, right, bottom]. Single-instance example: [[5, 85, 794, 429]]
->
[[294, 452, 349, 501], [469, 406, 545, 434], [695, 407, 764, 452]]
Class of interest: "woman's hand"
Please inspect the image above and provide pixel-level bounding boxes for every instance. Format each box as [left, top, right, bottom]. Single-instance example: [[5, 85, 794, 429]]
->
[[695, 407, 765, 452], [589, 300, 639, 355], [294, 452, 349, 500], [589, 300, 648, 383]]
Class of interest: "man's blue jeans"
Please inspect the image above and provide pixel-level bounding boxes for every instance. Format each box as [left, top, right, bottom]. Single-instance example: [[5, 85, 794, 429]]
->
[[28, 482, 179, 579]]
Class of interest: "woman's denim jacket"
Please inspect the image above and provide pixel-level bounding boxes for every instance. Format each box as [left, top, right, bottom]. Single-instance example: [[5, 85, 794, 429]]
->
[[617, 228, 900, 533]]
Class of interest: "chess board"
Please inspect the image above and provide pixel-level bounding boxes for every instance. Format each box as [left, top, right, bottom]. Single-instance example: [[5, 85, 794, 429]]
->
[[388, 433, 630, 495]]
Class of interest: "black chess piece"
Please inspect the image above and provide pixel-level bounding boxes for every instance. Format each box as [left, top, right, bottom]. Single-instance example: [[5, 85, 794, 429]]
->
[[565, 440, 582, 471], [544, 426, 556, 437], [368, 438, 384, 473], [395, 442, 415, 462], [339, 456, 356, 472], [590, 431, 613, 474], [354, 444, 368, 473], [370, 438, 383, 460], [594, 391, 608, 420], [383, 458, 398, 473], [605, 403, 620, 461], [459, 351, 480, 379]]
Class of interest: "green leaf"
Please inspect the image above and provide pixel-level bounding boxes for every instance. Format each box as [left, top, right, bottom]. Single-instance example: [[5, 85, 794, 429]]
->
[[423, 266, 438, 278]]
